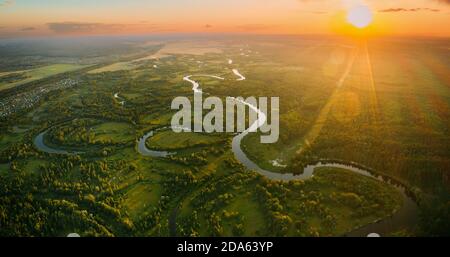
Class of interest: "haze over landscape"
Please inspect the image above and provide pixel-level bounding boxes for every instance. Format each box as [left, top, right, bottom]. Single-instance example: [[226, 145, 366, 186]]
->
[[0, 0, 449, 37]]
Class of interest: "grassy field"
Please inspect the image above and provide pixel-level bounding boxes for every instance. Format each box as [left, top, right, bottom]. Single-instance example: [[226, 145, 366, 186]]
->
[[88, 62, 138, 74], [0, 64, 86, 91], [221, 195, 266, 236], [123, 182, 162, 219], [90, 122, 135, 144], [141, 113, 174, 126], [146, 130, 225, 150]]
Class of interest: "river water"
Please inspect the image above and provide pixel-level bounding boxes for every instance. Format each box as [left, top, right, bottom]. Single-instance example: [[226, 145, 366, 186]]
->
[[34, 131, 82, 155], [137, 129, 173, 157]]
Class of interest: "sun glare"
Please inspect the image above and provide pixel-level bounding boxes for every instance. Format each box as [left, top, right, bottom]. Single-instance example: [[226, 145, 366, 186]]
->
[[347, 5, 373, 29]]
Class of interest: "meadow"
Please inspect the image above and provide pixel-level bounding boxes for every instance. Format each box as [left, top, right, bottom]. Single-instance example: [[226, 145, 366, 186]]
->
[[0, 64, 86, 92]]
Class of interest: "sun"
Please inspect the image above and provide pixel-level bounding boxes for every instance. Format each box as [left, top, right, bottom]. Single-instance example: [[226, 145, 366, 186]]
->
[[347, 4, 373, 29]]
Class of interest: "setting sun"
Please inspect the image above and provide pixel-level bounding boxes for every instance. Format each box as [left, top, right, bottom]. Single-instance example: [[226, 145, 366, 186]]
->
[[347, 4, 373, 29]]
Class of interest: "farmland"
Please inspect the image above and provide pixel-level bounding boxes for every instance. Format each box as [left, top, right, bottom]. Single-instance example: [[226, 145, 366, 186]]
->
[[0, 64, 86, 92]]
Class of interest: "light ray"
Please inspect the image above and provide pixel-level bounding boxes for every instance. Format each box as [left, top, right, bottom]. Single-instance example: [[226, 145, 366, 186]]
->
[[296, 46, 359, 155], [364, 41, 380, 124]]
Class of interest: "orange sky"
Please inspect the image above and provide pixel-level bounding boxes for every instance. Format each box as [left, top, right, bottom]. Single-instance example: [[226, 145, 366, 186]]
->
[[0, 0, 449, 38]]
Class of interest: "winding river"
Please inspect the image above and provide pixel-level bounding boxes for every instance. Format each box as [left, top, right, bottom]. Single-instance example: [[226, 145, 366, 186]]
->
[[137, 126, 191, 158], [137, 129, 173, 158], [33, 66, 419, 236], [183, 75, 225, 94], [34, 130, 83, 155], [177, 70, 419, 236], [114, 93, 125, 105], [232, 69, 246, 81]]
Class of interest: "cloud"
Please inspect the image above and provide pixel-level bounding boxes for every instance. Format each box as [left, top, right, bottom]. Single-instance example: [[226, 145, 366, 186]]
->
[[236, 24, 276, 31], [296, 0, 450, 5], [47, 22, 127, 33], [379, 8, 440, 12], [297, 0, 450, 3], [21, 27, 36, 31], [0, 0, 14, 8], [46, 22, 176, 34]]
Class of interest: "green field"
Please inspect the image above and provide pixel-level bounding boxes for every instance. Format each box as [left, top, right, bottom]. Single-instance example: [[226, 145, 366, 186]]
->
[[123, 182, 162, 219], [90, 122, 135, 144], [0, 64, 86, 91], [88, 62, 138, 74], [146, 130, 225, 150]]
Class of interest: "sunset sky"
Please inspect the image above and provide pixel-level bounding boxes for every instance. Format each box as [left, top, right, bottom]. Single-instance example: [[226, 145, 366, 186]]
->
[[0, 0, 449, 38]]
